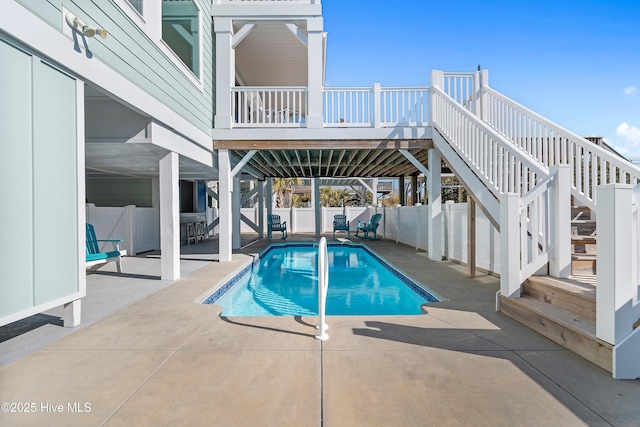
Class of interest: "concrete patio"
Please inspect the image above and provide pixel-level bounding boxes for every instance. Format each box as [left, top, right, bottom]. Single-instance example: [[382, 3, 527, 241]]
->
[[1, 236, 639, 426]]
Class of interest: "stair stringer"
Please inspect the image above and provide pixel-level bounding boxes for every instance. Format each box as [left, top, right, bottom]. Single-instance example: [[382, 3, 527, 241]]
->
[[431, 129, 500, 229]]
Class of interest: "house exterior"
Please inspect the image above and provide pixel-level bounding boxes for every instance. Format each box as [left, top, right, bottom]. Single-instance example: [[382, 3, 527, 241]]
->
[[1, 0, 639, 378], [1, 0, 215, 327]]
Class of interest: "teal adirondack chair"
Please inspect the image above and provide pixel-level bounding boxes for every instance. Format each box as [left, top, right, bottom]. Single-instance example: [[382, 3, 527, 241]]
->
[[355, 213, 382, 240], [333, 214, 350, 239], [86, 223, 123, 272], [267, 214, 288, 239]]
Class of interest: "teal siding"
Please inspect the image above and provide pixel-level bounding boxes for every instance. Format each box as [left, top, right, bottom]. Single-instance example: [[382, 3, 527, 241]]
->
[[18, 0, 214, 136]]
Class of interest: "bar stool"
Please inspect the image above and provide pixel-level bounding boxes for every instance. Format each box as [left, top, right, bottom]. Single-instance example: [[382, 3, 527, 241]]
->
[[186, 222, 197, 245], [200, 221, 209, 241], [195, 221, 204, 242]]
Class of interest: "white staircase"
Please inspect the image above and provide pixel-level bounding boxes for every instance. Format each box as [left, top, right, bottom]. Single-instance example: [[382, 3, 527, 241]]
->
[[431, 70, 640, 379]]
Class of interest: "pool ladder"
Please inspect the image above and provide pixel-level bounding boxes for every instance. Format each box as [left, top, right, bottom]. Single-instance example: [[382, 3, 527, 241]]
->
[[315, 237, 329, 341]]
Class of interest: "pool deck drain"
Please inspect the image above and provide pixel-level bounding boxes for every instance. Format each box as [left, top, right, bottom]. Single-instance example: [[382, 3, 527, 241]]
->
[[1, 235, 639, 426]]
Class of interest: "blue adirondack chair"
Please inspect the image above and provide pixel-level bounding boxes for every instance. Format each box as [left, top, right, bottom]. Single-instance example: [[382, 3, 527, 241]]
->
[[267, 214, 288, 239], [355, 213, 382, 240], [86, 223, 124, 272], [333, 214, 350, 239]]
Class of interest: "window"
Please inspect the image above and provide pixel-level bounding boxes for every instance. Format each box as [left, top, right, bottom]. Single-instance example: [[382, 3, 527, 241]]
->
[[162, 0, 200, 77], [126, 0, 143, 15]]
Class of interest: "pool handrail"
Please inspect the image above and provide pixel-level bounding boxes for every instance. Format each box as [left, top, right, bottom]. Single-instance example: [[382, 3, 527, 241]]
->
[[315, 237, 329, 340]]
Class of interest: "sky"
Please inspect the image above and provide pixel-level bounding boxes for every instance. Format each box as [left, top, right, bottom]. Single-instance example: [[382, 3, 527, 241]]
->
[[321, 0, 640, 159]]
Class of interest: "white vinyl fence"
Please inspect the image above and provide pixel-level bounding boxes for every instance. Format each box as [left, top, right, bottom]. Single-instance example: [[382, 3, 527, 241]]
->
[[86, 204, 160, 256]]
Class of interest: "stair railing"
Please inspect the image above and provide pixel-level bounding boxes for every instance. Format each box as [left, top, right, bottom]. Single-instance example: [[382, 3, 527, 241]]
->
[[431, 85, 549, 198], [315, 236, 329, 341], [482, 86, 640, 210], [431, 85, 571, 295]]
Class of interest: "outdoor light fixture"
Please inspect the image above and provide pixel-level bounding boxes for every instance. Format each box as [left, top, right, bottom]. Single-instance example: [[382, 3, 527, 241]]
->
[[65, 12, 107, 39]]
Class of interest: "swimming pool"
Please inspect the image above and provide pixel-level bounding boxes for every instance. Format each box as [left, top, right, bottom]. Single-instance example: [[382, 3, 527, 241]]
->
[[202, 243, 439, 316]]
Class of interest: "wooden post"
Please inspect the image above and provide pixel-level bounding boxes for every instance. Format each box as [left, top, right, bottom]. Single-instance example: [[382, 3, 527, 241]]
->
[[467, 197, 476, 278]]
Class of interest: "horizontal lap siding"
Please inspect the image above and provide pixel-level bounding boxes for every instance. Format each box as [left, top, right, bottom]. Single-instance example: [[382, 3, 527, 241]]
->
[[19, 0, 214, 134]]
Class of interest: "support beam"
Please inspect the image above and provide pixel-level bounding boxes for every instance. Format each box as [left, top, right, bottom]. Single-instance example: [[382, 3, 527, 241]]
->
[[467, 197, 477, 277], [306, 18, 324, 128], [399, 176, 405, 206], [266, 178, 273, 220], [219, 149, 233, 262], [159, 151, 180, 278], [411, 175, 418, 205], [258, 180, 264, 238], [214, 18, 234, 129], [399, 149, 430, 177], [285, 23, 308, 47], [231, 149, 257, 178], [232, 23, 255, 48], [427, 148, 442, 261], [233, 176, 241, 249]]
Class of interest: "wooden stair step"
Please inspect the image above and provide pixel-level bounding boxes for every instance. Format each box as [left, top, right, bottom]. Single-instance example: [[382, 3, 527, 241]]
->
[[572, 254, 596, 275], [499, 294, 612, 373], [524, 276, 595, 321]]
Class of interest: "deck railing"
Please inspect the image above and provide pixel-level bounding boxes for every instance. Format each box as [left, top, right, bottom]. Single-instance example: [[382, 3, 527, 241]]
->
[[323, 86, 431, 127], [442, 72, 477, 114], [232, 86, 306, 127], [483, 86, 640, 209], [380, 87, 430, 127], [323, 87, 374, 127]]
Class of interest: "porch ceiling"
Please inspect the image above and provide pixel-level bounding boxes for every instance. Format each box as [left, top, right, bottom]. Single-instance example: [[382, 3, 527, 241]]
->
[[234, 22, 310, 86], [228, 147, 431, 178]]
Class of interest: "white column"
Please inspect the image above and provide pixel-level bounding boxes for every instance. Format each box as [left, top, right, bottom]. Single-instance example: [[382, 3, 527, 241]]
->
[[152, 177, 160, 250], [214, 18, 234, 129], [314, 177, 321, 237], [266, 178, 273, 219], [159, 152, 180, 279], [372, 178, 378, 205], [596, 184, 634, 345], [257, 180, 264, 238], [219, 149, 233, 262], [549, 164, 571, 278], [306, 17, 324, 128], [427, 148, 442, 261], [500, 192, 520, 298], [233, 175, 241, 249]]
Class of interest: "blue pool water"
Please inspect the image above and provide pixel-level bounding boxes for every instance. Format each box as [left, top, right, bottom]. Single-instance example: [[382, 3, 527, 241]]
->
[[202, 243, 439, 316]]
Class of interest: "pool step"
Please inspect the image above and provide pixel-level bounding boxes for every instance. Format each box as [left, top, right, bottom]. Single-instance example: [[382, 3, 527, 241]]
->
[[499, 276, 612, 373]]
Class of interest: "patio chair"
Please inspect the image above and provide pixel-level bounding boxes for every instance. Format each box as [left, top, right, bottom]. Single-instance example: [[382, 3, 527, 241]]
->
[[333, 214, 350, 239], [355, 213, 382, 240], [85, 223, 124, 272], [267, 214, 288, 239]]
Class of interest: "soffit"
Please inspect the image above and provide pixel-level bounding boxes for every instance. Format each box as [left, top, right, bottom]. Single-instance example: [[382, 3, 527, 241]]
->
[[234, 22, 309, 86]]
